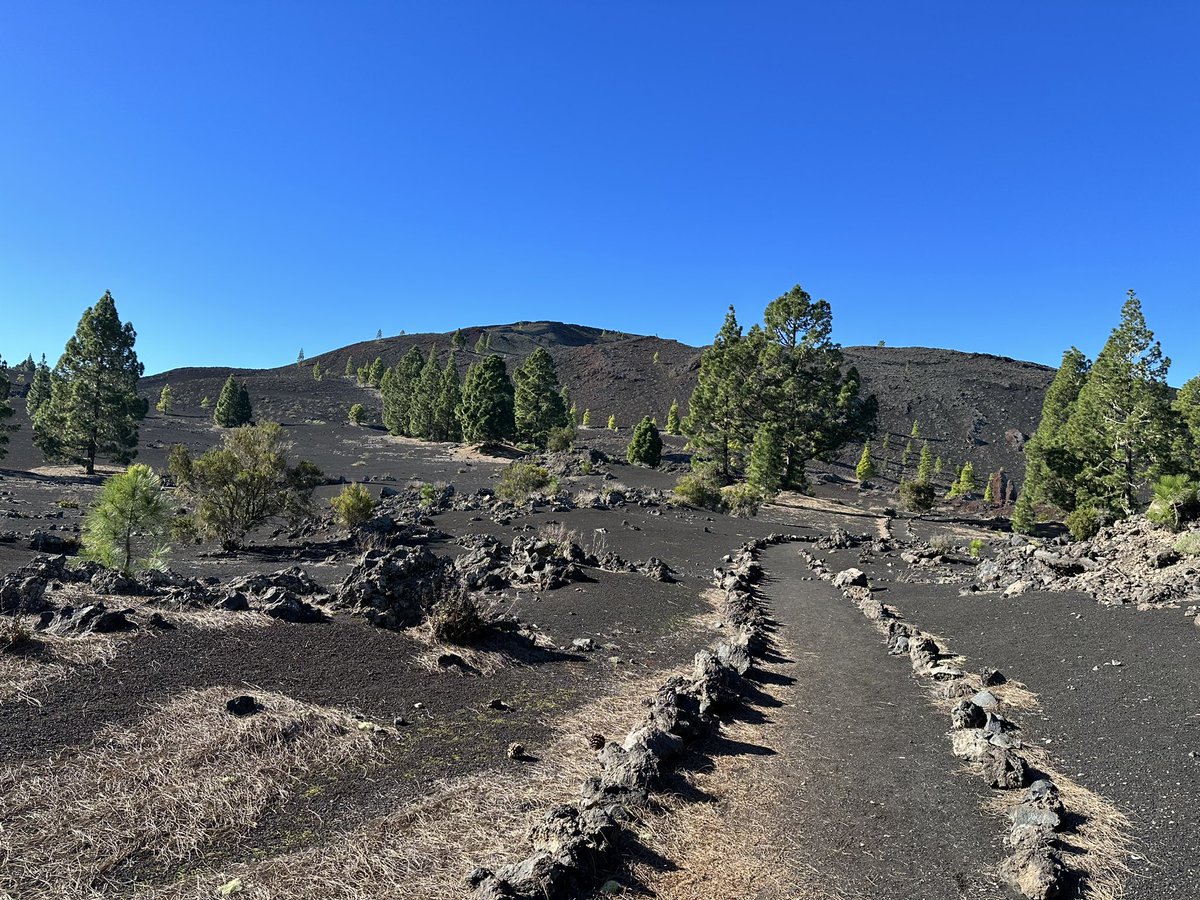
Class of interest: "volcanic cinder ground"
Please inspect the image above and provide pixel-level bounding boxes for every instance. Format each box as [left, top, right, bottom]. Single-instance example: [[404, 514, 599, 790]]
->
[[0, 348, 1195, 900]]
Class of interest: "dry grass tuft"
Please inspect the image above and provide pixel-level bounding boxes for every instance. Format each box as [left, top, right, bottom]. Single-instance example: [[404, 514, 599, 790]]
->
[[0, 615, 119, 704], [0, 687, 385, 900], [151, 673, 663, 900]]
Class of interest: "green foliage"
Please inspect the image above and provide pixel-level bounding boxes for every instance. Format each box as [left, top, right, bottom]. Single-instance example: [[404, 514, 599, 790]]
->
[[419, 483, 439, 505], [451, 329, 466, 350], [1066, 505, 1104, 541], [881, 433, 891, 453], [568, 402, 578, 425], [32, 291, 147, 474], [607, 414, 617, 431], [330, 482, 376, 528], [672, 471, 723, 510], [934, 455, 943, 476], [213, 375, 252, 427], [627, 416, 663, 468], [1172, 374, 1200, 476], [356, 365, 369, 385], [547, 425, 576, 452], [200, 396, 211, 409], [917, 443, 934, 483], [458, 355, 516, 444], [0, 362, 15, 460], [969, 538, 985, 558], [983, 475, 995, 503], [901, 440, 913, 467], [1063, 293, 1176, 515], [297, 348, 305, 366], [168, 423, 321, 549], [513, 348, 569, 448], [951, 461, 975, 498], [344, 356, 355, 377], [1010, 490, 1037, 534], [666, 399, 681, 435], [434, 354, 463, 441], [474, 333, 487, 354], [747, 422, 784, 494], [311, 361, 322, 381], [899, 479, 935, 512], [495, 462, 553, 502], [721, 483, 763, 517], [1146, 474, 1200, 531], [348, 403, 366, 425], [368, 357, 386, 388], [26, 355, 52, 419], [82, 464, 173, 574], [582, 408, 591, 427], [156, 384, 174, 414], [910, 420, 920, 438], [652, 350, 660, 365], [408, 347, 443, 439], [1021, 347, 1090, 514], [1173, 532, 1200, 557], [382, 346, 425, 436], [855, 443, 875, 483]]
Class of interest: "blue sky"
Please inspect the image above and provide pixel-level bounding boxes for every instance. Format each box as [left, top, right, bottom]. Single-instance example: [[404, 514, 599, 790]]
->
[[1, 2, 1197, 380]]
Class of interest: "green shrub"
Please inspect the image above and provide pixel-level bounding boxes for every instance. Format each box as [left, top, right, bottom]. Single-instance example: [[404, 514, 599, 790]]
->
[[349, 403, 366, 425], [547, 425, 576, 452], [721, 483, 763, 518], [82, 464, 174, 574], [626, 417, 662, 467], [429, 589, 486, 644], [496, 463, 554, 502], [1146, 474, 1200, 532], [899, 479, 935, 513], [1173, 531, 1200, 557], [1066, 505, 1104, 541], [419, 483, 439, 505], [330, 482, 375, 528], [969, 538, 985, 558], [673, 472, 723, 510]]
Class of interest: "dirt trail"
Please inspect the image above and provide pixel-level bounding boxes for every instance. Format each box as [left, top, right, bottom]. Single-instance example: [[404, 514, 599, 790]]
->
[[642, 546, 1011, 899]]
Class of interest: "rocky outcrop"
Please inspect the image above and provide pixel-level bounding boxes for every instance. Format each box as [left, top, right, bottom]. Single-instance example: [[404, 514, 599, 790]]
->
[[35, 603, 136, 636], [334, 546, 448, 629]]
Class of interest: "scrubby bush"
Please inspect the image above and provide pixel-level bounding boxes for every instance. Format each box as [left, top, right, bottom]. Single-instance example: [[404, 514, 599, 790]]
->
[[1146, 474, 1200, 532], [721, 483, 763, 517], [899, 479, 935, 513], [348, 403, 366, 425], [1066, 505, 1104, 541], [82, 464, 174, 574], [547, 425, 576, 452], [496, 462, 554, 502], [330, 482, 375, 528], [1173, 531, 1200, 557], [429, 589, 486, 645], [969, 538, 985, 558], [673, 472, 723, 510], [626, 416, 662, 467], [419, 482, 440, 505]]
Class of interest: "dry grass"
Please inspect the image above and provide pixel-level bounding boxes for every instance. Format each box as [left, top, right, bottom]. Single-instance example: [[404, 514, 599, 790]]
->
[[0, 687, 385, 900], [0, 615, 119, 704], [150, 673, 663, 900]]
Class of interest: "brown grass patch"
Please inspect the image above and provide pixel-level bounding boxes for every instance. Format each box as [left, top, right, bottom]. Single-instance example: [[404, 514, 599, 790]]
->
[[0, 687, 385, 900], [0, 615, 119, 704], [150, 673, 663, 900]]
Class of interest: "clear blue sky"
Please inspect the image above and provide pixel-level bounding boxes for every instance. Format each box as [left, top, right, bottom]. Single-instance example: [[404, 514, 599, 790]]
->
[[2, 2, 1197, 380]]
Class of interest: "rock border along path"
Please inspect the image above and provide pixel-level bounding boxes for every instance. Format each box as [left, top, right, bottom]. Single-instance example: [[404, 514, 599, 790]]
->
[[802, 545, 1130, 900], [469, 534, 797, 900]]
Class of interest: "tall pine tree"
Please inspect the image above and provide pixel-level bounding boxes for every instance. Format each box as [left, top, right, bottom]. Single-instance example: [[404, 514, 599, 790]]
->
[[435, 354, 462, 441], [665, 399, 681, 435], [513, 347, 568, 448], [1171, 374, 1200, 477], [0, 359, 15, 460], [1064, 291, 1176, 515], [213, 374, 252, 427], [1020, 347, 1090, 517], [458, 355, 515, 444], [382, 346, 424, 436], [33, 291, 147, 474], [26, 355, 52, 418], [408, 347, 442, 439]]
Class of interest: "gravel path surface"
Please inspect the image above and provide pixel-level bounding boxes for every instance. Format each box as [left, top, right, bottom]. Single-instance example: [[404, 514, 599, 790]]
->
[[878, 576, 1200, 898], [742, 546, 1010, 899]]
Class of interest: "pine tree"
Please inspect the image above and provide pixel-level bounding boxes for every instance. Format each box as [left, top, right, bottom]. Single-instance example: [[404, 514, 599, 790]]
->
[[213, 375, 252, 427], [26, 355, 52, 418], [582, 409, 592, 428], [82, 464, 173, 574], [0, 361, 14, 460], [983, 475, 995, 503], [911, 420, 920, 439], [1020, 347, 1090, 517], [934, 455, 943, 476], [957, 461, 976, 497], [156, 384, 174, 414], [1063, 291, 1176, 515], [484, 333, 493, 350], [856, 443, 876, 483], [607, 414, 617, 431], [368, 357, 386, 387], [345, 356, 355, 377], [513, 348, 569, 448], [357, 365, 369, 385], [757, 286, 875, 488], [382, 346, 424, 435], [881, 432, 891, 454], [627, 416, 663, 468], [312, 361, 322, 381], [747, 422, 785, 494], [32, 291, 147, 474], [376, 329, 383, 340], [452, 329, 466, 350], [917, 443, 934, 482], [666, 399, 681, 435], [458, 354, 515, 444], [297, 348, 305, 367], [569, 402, 578, 425], [435, 354, 462, 441], [349, 403, 366, 425], [409, 347, 442, 439], [474, 333, 487, 354], [1011, 489, 1036, 534], [653, 350, 661, 365], [200, 396, 211, 409], [1173, 374, 1200, 476], [901, 440, 913, 467]]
